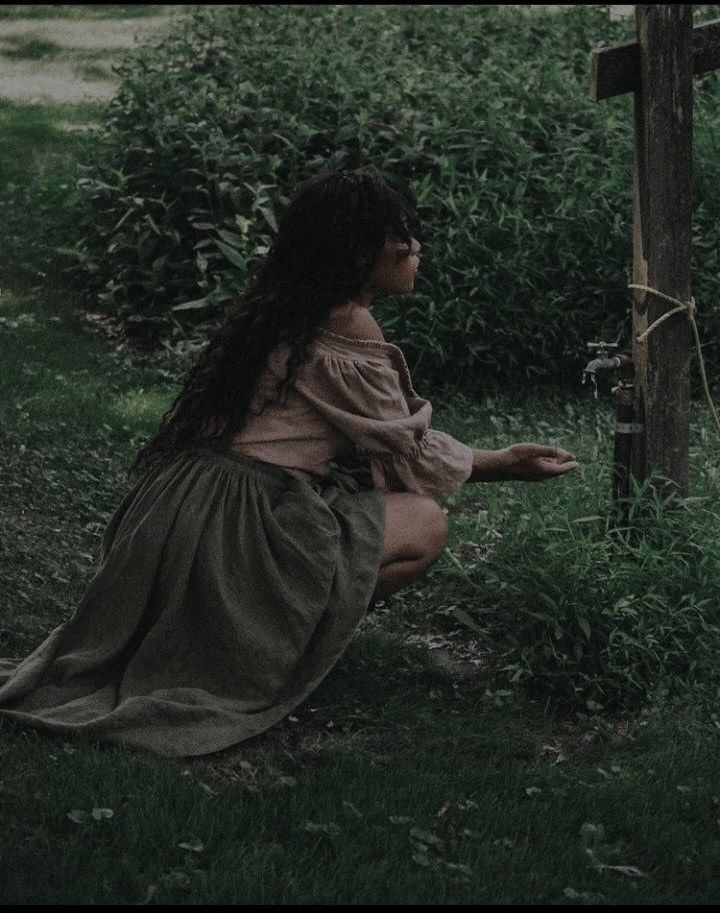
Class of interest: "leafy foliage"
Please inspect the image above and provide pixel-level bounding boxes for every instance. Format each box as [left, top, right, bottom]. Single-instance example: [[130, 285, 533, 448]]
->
[[4, 7, 720, 903], [428, 393, 720, 715], [68, 4, 720, 390], [496, 489, 720, 710]]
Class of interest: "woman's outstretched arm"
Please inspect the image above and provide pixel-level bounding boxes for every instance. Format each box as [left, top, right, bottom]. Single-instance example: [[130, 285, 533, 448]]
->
[[468, 443, 580, 483]]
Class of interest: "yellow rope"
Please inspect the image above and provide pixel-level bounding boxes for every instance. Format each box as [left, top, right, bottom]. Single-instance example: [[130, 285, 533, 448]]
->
[[628, 282, 720, 435]]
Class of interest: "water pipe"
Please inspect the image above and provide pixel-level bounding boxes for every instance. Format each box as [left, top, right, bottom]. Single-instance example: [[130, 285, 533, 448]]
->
[[582, 341, 638, 520]]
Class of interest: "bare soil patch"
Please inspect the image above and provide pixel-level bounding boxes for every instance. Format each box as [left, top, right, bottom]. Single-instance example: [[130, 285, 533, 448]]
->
[[0, 16, 174, 50], [0, 12, 177, 103]]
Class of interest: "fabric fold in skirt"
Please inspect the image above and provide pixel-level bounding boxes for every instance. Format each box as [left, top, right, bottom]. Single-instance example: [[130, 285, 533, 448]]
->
[[0, 448, 386, 757]]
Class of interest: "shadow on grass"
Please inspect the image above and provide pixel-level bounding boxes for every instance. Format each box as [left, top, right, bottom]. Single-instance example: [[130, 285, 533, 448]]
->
[[0, 98, 102, 288]]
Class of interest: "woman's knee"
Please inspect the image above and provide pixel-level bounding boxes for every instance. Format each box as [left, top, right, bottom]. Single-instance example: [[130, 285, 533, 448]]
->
[[422, 498, 449, 565], [381, 492, 448, 568]]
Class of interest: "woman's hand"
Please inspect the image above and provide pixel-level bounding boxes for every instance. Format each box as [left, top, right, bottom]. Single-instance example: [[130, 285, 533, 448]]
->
[[500, 442, 580, 481]]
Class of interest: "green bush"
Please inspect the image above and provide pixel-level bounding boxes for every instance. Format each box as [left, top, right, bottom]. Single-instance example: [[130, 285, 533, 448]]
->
[[68, 4, 720, 390]]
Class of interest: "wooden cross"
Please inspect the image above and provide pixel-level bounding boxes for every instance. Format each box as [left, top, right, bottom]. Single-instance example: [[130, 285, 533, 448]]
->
[[590, 5, 720, 497]]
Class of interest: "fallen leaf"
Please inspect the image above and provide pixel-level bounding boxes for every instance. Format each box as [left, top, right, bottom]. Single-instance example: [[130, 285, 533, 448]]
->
[[342, 800, 363, 819], [178, 840, 204, 853], [443, 861, 473, 878], [598, 864, 647, 878], [410, 827, 444, 848], [91, 807, 114, 820], [304, 821, 340, 837]]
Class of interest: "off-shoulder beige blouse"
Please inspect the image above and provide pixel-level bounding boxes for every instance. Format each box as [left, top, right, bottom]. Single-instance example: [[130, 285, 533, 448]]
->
[[230, 327, 474, 499]]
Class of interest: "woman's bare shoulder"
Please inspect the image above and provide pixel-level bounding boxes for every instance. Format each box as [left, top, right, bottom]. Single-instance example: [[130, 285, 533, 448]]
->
[[324, 305, 385, 342]]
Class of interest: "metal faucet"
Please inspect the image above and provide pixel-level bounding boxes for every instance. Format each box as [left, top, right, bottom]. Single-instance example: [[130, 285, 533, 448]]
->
[[580, 340, 638, 520], [582, 342, 621, 398]]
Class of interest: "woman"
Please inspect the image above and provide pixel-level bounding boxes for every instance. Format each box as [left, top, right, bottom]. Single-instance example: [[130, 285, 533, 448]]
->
[[0, 167, 578, 758]]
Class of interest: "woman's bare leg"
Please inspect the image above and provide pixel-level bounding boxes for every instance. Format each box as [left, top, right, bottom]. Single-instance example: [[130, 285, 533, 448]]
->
[[372, 492, 448, 600]]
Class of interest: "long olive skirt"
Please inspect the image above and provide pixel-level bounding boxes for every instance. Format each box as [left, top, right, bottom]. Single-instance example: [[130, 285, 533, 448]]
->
[[0, 448, 386, 758]]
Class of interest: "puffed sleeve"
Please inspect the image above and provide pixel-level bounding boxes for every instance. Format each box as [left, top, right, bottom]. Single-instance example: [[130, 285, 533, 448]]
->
[[293, 344, 474, 499]]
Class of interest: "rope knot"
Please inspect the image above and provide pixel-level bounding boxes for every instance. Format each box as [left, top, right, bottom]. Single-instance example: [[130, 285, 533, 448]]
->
[[626, 283, 720, 436], [629, 283, 696, 344]]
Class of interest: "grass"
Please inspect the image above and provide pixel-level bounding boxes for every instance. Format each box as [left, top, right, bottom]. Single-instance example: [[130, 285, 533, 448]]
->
[[0, 36, 146, 73], [0, 98, 101, 290], [0, 37, 62, 59], [0, 4, 177, 286], [0, 97, 101, 176], [0, 38, 118, 80], [2, 685, 719, 904], [2, 284, 720, 904], [2, 5, 720, 905], [74, 61, 113, 80]]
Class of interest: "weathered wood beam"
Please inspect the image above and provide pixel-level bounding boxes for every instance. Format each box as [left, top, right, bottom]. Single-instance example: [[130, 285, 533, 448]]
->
[[590, 16, 720, 100], [630, 4, 693, 496]]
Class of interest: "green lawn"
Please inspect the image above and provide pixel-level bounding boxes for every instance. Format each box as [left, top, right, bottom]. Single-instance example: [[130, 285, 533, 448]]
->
[[2, 278, 719, 904], [1, 9, 720, 904]]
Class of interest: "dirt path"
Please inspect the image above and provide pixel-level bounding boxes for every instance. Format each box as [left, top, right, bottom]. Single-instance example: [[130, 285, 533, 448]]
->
[[0, 5, 634, 106], [0, 10, 181, 104], [0, 15, 176, 50]]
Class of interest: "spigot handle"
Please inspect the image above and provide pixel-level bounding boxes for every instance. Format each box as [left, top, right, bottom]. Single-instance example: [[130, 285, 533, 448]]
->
[[586, 341, 619, 351]]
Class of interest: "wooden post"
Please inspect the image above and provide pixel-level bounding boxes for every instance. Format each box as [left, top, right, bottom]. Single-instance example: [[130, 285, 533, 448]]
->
[[630, 5, 693, 496], [589, 7, 720, 498]]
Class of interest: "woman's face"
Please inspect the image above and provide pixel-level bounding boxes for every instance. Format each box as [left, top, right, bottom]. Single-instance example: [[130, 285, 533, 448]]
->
[[367, 234, 422, 296]]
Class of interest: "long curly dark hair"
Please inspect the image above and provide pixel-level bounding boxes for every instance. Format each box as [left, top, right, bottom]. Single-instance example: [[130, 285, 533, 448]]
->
[[129, 166, 418, 479]]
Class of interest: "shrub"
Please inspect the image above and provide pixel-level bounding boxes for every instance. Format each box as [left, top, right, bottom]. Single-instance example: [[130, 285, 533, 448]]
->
[[68, 4, 720, 390]]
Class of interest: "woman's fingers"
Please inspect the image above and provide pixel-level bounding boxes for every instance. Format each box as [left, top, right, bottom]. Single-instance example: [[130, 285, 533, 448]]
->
[[521, 443, 579, 465], [507, 443, 580, 480], [539, 446, 580, 475], [541, 457, 580, 475], [530, 446, 580, 477], [542, 445, 577, 463]]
